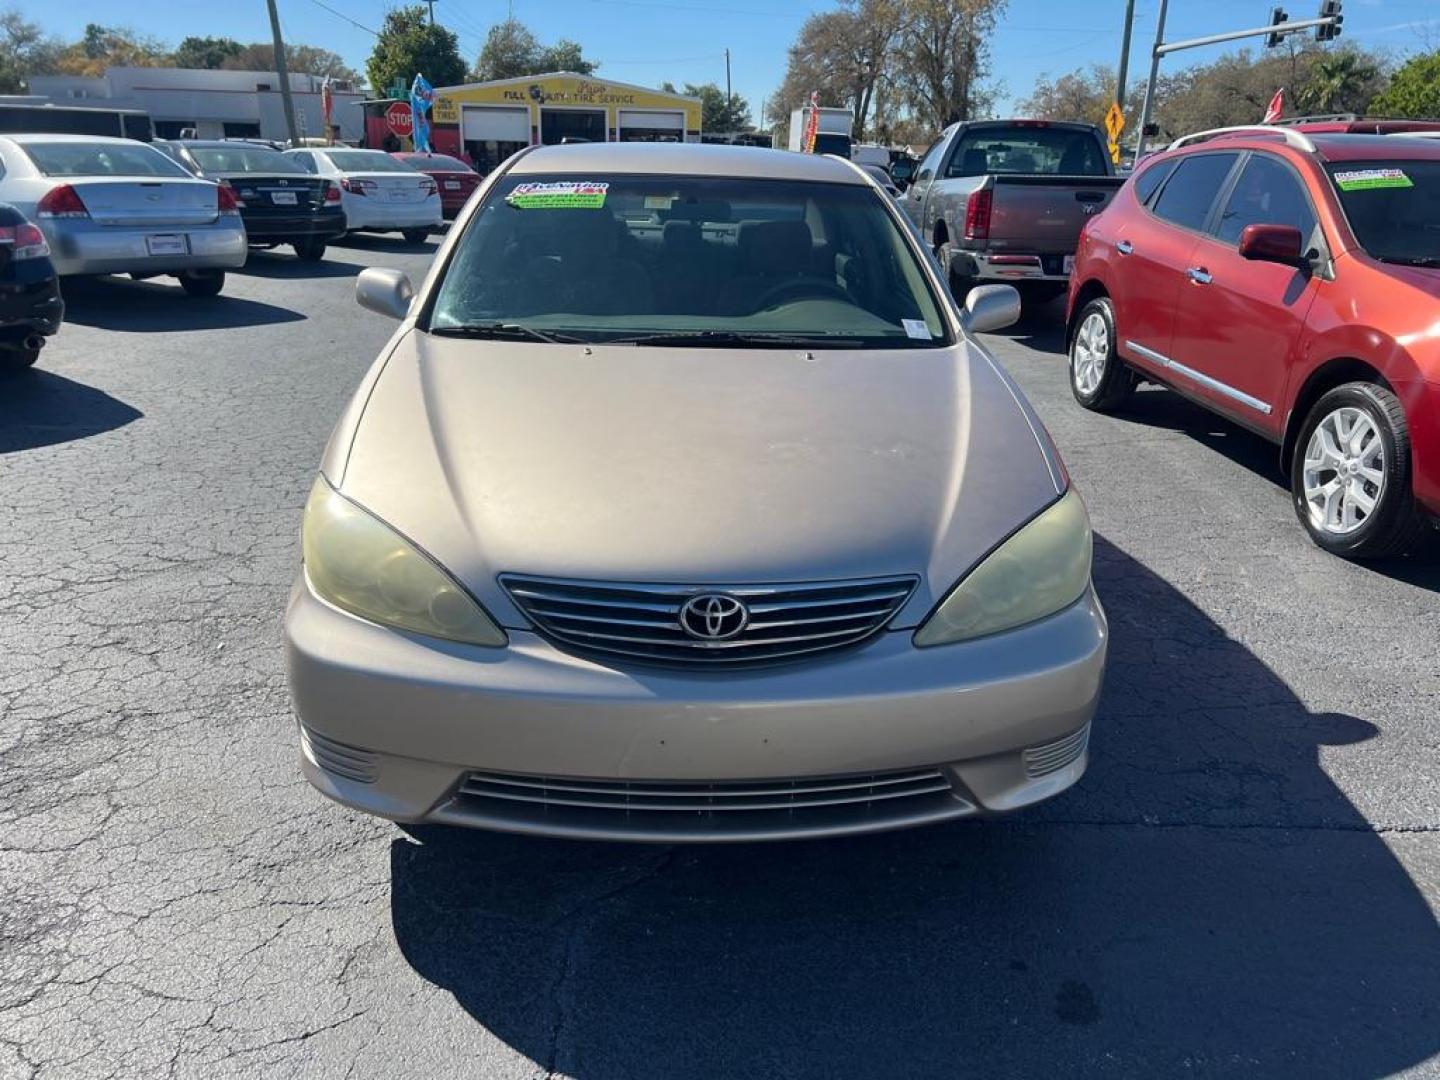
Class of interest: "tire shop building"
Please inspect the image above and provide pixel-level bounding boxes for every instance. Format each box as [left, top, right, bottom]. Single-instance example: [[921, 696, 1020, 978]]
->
[[423, 73, 702, 173]]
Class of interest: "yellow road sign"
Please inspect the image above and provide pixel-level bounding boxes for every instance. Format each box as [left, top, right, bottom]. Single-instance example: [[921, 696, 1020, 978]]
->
[[1105, 102, 1126, 141], [1108, 139, 1122, 166]]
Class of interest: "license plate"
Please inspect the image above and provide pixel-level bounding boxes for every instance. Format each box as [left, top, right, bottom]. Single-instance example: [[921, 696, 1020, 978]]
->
[[146, 234, 188, 256], [270, 190, 298, 205], [387, 189, 409, 202], [443, 181, 461, 191], [1063, 254, 1076, 275]]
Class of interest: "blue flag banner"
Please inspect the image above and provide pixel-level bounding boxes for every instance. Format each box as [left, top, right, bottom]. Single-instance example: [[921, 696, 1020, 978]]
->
[[410, 74, 435, 153]]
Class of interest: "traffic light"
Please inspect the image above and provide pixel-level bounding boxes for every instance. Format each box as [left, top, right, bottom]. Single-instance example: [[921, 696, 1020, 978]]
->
[[1265, 7, 1289, 48], [1316, 0, 1343, 41]]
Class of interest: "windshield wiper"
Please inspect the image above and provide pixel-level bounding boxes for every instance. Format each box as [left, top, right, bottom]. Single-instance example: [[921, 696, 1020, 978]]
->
[[429, 322, 583, 344], [1378, 256, 1440, 268], [607, 330, 869, 348]]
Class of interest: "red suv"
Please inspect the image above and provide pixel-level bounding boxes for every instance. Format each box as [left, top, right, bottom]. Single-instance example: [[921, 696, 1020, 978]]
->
[[1067, 127, 1440, 558]]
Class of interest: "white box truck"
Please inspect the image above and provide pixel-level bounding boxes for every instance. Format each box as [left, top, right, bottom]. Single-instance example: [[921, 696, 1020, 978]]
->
[[788, 106, 854, 157]]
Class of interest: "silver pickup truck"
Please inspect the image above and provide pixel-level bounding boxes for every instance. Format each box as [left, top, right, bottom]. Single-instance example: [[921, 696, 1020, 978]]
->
[[900, 120, 1124, 307]]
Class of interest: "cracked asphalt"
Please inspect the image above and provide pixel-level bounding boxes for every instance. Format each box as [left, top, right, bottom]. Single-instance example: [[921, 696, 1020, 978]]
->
[[2, 237, 1437, 1079]]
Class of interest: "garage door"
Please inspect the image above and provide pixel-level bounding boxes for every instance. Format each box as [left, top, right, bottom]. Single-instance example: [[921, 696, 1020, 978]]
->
[[618, 110, 684, 134], [461, 105, 530, 143]]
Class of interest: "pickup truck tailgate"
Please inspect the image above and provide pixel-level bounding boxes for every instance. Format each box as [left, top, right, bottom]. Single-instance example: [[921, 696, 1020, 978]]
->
[[987, 175, 1125, 254]]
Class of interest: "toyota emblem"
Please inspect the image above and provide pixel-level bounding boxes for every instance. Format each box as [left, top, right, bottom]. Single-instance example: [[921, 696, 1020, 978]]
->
[[679, 594, 749, 641]]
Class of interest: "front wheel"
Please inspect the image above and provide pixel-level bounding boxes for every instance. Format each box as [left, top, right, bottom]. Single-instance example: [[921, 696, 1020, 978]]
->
[[401, 228, 430, 245], [293, 238, 327, 262], [1292, 382, 1426, 559], [0, 346, 40, 373], [178, 269, 225, 297], [1068, 297, 1135, 411]]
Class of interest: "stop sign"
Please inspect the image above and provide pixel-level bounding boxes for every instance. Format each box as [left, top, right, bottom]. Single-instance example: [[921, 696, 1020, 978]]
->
[[385, 102, 413, 138]]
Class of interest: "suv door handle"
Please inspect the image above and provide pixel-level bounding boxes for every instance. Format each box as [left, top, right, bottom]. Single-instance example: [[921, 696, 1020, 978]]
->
[[1116, 240, 1133, 255], [1188, 267, 1212, 284]]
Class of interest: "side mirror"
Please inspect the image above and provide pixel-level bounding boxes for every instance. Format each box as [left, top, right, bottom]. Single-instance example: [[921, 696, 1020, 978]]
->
[[355, 267, 414, 320], [961, 284, 1021, 334], [1238, 223, 1305, 266]]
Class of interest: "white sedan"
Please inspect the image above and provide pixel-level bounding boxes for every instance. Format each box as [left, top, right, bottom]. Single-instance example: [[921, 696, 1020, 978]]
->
[[0, 134, 247, 296], [284, 147, 441, 243]]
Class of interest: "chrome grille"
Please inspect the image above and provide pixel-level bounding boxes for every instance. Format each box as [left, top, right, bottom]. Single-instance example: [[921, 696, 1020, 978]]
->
[[454, 767, 967, 839], [1023, 723, 1090, 778], [500, 574, 918, 666]]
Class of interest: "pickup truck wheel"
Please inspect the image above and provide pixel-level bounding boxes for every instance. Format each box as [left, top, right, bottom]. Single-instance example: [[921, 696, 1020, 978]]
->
[[1069, 298, 1135, 412], [1291, 382, 1427, 559]]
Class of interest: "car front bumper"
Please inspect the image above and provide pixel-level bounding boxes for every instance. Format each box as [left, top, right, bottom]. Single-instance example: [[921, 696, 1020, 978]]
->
[[285, 576, 1108, 842], [42, 219, 248, 277]]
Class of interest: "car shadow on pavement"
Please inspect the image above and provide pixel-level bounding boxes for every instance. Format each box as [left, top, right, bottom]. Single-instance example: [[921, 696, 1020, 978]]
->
[[0, 369, 141, 453], [59, 276, 305, 332], [234, 252, 373, 280], [386, 535, 1440, 1078]]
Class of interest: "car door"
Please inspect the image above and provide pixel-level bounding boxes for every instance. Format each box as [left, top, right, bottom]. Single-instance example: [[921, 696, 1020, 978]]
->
[[903, 135, 949, 232], [1114, 151, 1241, 378], [1166, 151, 1323, 436]]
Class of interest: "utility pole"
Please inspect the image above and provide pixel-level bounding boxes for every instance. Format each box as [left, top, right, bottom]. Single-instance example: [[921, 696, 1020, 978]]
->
[[724, 48, 732, 123], [1115, 0, 1135, 110], [266, 0, 299, 146], [425, 0, 436, 24]]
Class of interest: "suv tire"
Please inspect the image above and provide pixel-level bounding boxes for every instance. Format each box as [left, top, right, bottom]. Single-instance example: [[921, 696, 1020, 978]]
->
[[1068, 297, 1135, 411], [1291, 381, 1427, 559]]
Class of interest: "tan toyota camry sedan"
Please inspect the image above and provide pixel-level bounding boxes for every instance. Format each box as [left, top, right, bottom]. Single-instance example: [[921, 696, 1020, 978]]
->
[[284, 142, 1107, 842]]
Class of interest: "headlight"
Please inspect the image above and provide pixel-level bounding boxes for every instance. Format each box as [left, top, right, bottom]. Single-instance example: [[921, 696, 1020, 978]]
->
[[914, 489, 1091, 647], [302, 477, 506, 647]]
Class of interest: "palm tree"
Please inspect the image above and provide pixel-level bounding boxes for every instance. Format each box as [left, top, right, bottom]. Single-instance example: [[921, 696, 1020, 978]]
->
[[1301, 52, 1379, 115]]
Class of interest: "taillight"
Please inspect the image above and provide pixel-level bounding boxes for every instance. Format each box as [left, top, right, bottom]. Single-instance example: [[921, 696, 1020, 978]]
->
[[216, 183, 241, 213], [422, 178, 437, 195], [964, 188, 993, 241], [323, 182, 341, 204], [0, 222, 51, 260], [36, 184, 88, 219], [340, 178, 375, 196]]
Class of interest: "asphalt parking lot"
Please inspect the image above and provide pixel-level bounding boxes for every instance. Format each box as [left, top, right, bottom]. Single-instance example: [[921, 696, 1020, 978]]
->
[[2, 243, 1438, 1079]]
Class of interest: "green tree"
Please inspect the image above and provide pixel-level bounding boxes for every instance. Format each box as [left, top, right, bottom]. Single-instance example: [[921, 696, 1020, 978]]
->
[[1369, 51, 1440, 118], [0, 11, 60, 93], [223, 43, 356, 80], [173, 35, 243, 70], [1300, 50, 1381, 114], [472, 19, 597, 82], [367, 5, 466, 95], [679, 82, 751, 132], [1019, 64, 1117, 128], [54, 23, 169, 75]]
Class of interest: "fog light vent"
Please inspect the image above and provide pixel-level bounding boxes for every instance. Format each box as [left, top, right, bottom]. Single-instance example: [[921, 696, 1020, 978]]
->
[[300, 725, 378, 784], [1023, 724, 1090, 778]]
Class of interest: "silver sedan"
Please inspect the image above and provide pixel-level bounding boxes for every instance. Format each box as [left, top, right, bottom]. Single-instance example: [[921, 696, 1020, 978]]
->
[[285, 143, 1107, 842], [0, 134, 247, 296]]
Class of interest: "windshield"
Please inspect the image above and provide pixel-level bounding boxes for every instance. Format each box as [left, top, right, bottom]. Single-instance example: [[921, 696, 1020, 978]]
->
[[1327, 159, 1440, 265], [326, 150, 416, 173], [400, 153, 472, 172], [21, 141, 190, 178], [946, 126, 1108, 177], [429, 173, 950, 347], [189, 146, 307, 175]]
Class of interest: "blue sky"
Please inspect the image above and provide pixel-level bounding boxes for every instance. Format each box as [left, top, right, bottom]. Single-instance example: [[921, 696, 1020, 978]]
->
[[13, 0, 1440, 120]]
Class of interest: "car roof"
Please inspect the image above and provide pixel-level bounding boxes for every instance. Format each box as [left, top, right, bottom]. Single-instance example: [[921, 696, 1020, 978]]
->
[[168, 140, 280, 150], [509, 142, 868, 184], [1311, 134, 1440, 162], [2, 133, 153, 146]]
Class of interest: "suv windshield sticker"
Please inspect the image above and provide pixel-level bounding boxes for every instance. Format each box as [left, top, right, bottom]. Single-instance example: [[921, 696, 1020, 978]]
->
[[506, 181, 609, 208], [1334, 168, 1414, 192]]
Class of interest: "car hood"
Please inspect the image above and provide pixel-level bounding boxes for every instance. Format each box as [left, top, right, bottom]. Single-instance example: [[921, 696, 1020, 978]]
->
[[337, 332, 1063, 628]]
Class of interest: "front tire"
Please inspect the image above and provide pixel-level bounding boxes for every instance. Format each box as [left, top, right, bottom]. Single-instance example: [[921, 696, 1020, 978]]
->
[[1068, 297, 1135, 411], [0, 346, 40, 373], [1291, 382, 1426, 559], [401, 228, 429, 245], [178, 269, 225, 297], [293, 238, 327, 262]]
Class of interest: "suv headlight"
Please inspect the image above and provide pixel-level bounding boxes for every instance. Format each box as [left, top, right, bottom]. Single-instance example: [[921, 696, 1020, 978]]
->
[[914, 489, 1091, 647], [302, 477, 506, 646]]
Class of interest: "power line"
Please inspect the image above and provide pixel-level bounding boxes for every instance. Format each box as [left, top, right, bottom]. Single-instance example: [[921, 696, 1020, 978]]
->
[[304, 0, 378, 36]]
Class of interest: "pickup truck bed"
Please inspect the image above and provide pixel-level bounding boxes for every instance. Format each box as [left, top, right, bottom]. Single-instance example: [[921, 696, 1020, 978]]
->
[[900, 120, 1124, 304]]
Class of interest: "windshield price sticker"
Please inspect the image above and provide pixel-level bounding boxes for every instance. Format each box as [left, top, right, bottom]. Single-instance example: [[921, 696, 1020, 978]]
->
[[506, 181, 610, 208], [902, 319, 933, 340], [1334, 169, 1414, 192]]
